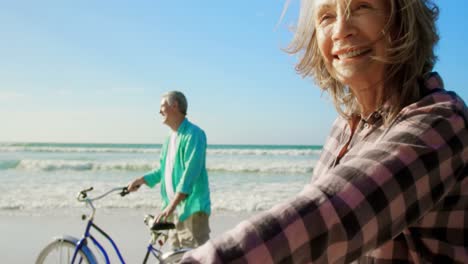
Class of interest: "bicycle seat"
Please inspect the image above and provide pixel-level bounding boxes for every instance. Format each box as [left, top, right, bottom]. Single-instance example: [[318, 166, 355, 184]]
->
[[151, 222, 176, 231]]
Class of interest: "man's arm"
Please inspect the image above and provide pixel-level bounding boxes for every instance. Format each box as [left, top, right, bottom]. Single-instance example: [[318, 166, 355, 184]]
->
[[156, 192, 188, 222], [127, 167, 162, 192]]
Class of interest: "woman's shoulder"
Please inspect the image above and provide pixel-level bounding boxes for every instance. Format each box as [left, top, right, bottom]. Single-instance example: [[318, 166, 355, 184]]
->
[[406, 88, 466, 118], [393, 87, 468, 135], [397, 72, 466, 123]]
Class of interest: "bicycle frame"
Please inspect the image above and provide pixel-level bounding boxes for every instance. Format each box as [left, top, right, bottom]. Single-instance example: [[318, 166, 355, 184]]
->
[[69, 187, 166, 264], [70, 218, 125, 264], [143, 242, 163, 263]]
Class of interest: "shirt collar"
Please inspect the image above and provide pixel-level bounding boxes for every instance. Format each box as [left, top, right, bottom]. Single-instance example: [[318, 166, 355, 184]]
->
[[177, 118, 189, 133], [359, 72, 443, 126]]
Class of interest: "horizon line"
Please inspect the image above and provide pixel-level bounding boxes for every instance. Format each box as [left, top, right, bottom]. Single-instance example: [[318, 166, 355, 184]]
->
[[0, 140, 323, 147]]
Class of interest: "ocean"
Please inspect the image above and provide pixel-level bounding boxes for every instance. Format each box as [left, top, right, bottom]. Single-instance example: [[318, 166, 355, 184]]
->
[[0, 142, 322, 216]]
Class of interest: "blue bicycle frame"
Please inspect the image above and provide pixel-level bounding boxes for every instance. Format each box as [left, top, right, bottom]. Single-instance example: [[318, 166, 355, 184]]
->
[[71, 219, 126, 264]]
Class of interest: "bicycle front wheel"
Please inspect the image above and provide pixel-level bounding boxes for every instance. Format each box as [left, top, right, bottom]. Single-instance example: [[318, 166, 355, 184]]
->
[[36, 238, 95, 264]]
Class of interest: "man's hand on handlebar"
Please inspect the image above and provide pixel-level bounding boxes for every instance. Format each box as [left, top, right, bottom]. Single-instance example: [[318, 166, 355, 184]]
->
[[127, 177, 146, 192]]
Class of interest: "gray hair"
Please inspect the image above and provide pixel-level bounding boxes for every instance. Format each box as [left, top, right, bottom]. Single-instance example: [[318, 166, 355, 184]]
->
[[162, 91, 188, 115]]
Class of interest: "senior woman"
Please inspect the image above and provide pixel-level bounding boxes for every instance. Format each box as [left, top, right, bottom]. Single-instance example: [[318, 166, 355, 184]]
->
[[182, 0, 468, 263]]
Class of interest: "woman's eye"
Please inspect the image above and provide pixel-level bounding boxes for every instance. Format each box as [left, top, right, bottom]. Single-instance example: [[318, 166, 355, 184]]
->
[[319, 14, 333, 24], [356, 3, 371, 10]]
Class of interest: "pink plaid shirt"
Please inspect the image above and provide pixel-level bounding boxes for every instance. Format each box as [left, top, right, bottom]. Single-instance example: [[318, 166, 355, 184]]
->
[[181, 73, 468, 263]]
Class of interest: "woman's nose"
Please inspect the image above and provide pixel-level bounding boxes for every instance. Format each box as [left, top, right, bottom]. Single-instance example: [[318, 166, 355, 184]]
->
[[332, 15, 356, 41]]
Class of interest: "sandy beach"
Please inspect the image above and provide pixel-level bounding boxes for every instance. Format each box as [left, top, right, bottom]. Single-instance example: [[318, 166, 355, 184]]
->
[[0, 143, 311, 263], [1, 209, 251, 263]]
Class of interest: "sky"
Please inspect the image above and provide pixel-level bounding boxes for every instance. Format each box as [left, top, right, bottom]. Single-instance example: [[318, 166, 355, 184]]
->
[[1, 0, 467, 145]]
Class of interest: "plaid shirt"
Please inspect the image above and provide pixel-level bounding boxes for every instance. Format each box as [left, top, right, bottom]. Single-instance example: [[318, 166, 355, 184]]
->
[[181, 73, 468, 263]]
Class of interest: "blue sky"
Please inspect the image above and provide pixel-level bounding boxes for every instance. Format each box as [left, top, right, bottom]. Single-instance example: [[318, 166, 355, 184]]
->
[[1, 1, 467, 145]]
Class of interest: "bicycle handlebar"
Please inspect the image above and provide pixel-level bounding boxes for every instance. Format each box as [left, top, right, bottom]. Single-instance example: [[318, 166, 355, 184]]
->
[[76, 186, 130, 220], [120, 187, 130, 197], [77, 186, 129, 202]]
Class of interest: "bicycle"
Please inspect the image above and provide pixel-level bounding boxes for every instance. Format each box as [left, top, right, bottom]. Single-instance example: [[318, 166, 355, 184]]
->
[[35, 186, 191, 264]]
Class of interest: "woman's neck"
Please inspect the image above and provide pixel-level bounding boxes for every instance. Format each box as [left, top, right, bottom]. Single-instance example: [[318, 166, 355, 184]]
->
[[350, 81, 384, 118]]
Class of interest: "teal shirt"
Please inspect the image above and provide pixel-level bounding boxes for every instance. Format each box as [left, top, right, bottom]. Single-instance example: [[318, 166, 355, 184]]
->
[[143, 118, 211, 222]]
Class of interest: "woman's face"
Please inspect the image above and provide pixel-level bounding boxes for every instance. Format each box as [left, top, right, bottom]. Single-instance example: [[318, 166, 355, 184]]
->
[[313, 0, 390, 89]]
